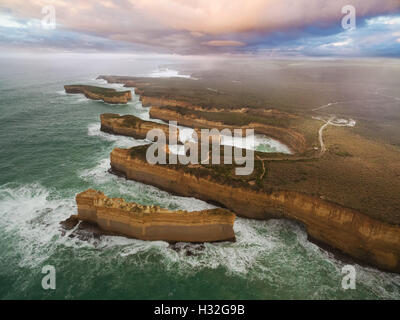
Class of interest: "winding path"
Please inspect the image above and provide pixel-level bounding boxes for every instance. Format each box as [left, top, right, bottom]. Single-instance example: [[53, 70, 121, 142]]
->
[[313, 116, 356, 155], [317, 116, 334, 154], [256, 155, 266, 180]]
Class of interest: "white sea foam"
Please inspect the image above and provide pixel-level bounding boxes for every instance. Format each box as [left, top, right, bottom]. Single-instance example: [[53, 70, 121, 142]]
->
[[70, 96, 91, 104], [0, 184, 78, 267], [92, 78, 107, 85], [221, 134, 291, 154], [0, 183, 399, 299], [253, 135, 292, 154], [89, 78, 126, 91], [171, 126, 292, 154], [32, 76, 398, 298], [106, 217, 279, 276], [79, 156, 216, 212], [79, 157, 114, 184], [141, 68, 195, 79], [56, 90, 66, 96], [87, 122, 149, 148]]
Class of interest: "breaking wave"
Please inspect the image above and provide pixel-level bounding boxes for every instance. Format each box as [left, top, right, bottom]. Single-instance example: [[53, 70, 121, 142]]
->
[[87, 122, 148, 149], [141, 68, 196, 79], [0, 182, 399, 299]]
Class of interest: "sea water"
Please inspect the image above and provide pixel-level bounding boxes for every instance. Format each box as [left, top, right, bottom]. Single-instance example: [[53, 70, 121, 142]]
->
[[0, 55, 399, 299]]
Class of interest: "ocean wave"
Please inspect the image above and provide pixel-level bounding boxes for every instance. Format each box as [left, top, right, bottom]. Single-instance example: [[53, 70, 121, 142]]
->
[[0, 183, 399, 299], [89, 78, 126, 91], [79, 157, 114, 184], [78, 156, 216, 212], [140, 68, 196, 79], [55, 90, 66, 96], [254, 136, 292, 154], [220, 134, 292, 154], [87, 122, 149, 148], [0, 183, 78, 268]]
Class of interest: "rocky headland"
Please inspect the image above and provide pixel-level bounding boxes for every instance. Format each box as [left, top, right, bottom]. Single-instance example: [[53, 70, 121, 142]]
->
[[149, 106, 307, 154], [94, 74, 400, 274], [63, 189, 236, 243], [100, 113, 179, 142], [109, 146, 400, 273], [64, 85, 132, 104], [97, 75, 313, 154]]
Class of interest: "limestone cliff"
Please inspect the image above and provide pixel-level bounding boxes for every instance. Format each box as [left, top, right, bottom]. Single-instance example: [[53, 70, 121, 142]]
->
[[141, 96, 297, 118], [141, 96, 198, 109], [96, 75, 310, 153], [100, 113, 179, 142], [149, 106, 306, 154], [110, 147, 400, 273], [74, 189, 236, 242], [64, 85, 132, 104]]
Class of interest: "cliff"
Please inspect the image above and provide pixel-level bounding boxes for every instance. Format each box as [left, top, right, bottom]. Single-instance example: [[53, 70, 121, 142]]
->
[[110, 147, 400, 273], [97, 75, 316, 153], [149, 106, 306, 154], [64, 85, 132, 104], [141, 96, 198, 109], [141, 95, 297, 118], [100, 113, 180, 142], [73, 189, 236, 242]]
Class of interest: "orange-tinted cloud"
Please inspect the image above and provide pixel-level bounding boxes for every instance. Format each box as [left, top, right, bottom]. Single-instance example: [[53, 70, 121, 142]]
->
[[133, 0, 400, 33], [203, 40, 245, 47], [1, 0, 400, 53]]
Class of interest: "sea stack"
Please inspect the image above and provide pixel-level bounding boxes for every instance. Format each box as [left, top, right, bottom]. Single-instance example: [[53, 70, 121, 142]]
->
[[109, 146, 400, 274], [72, 189, 236, 242]]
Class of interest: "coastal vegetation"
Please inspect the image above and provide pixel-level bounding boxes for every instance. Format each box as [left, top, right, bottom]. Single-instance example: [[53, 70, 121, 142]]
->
[[64, 85, 132, 104], [78, 60, 400, 272]]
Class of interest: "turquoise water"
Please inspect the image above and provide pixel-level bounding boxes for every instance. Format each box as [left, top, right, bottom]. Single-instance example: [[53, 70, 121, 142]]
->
[[0, 56, 399, 299]]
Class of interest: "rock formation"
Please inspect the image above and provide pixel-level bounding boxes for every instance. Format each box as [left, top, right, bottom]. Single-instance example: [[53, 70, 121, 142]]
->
[[70, 189, 236, 242], [110, 147, 400, 273], [64, 85, 132, 104], [100, 113, 180, 142], [96, 74, 400, 274], [149, 106, 306, 154]]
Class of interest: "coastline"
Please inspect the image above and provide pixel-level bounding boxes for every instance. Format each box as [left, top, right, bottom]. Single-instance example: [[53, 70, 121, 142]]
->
[[64, 189, 236, 243], [1, 59, 400, 299], [108, 148, 400, 273]]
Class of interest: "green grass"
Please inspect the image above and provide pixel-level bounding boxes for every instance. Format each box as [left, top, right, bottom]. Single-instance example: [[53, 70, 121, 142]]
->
[[162, 106, 292, 128], [65, 85, 130, 97], [120, 115, 141, 127]]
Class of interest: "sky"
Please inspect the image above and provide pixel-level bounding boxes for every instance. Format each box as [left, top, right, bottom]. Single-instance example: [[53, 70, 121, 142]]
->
[[0, 0, 400, 57]]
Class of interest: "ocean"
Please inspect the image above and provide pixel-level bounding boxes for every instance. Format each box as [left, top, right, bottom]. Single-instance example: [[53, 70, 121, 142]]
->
[[0, 55, 399, 299]]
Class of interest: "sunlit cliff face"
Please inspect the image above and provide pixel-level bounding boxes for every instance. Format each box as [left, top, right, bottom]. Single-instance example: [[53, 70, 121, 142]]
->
[[0, 0, 400, 55]]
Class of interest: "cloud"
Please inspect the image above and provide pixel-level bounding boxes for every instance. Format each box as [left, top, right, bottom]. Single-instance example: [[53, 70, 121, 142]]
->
[[0, 0, 399, 55], [203, 40, 245, 47], [0, 14, 26, 28], [283, 15, 400, 57], [134, 0, 400, 33]]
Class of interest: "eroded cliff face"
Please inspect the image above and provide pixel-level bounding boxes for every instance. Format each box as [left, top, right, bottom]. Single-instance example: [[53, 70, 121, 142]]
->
[[141, 96, 198, 109], [74, 189, 236, 242], [64, 85, 132, 104], [100, 113, 179, 142], [141, 96, 297, 118], [149, 106, 306, 154], [97, 77, 308, 153], [110, 148, 400, 273]]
